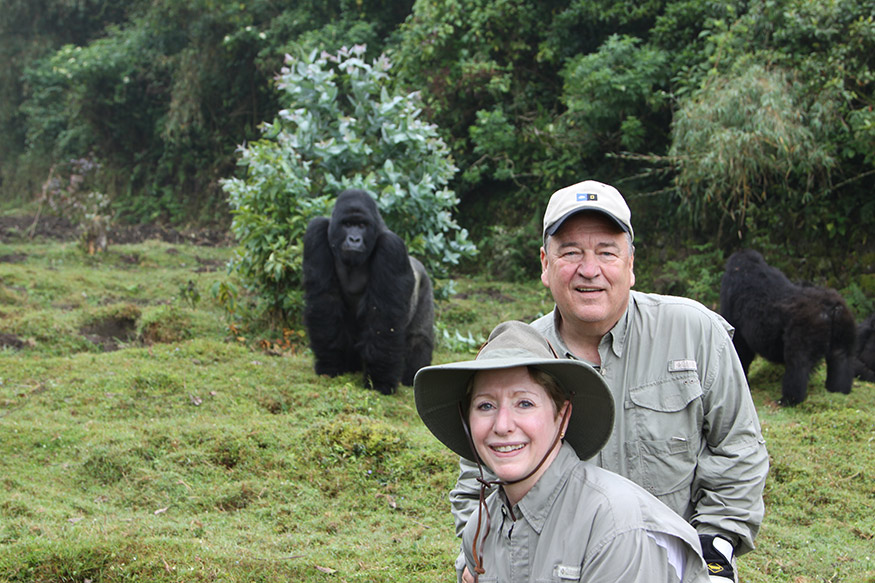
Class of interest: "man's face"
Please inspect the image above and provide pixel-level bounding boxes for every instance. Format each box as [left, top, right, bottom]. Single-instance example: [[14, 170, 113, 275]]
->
[[540, 212, 635, 337]]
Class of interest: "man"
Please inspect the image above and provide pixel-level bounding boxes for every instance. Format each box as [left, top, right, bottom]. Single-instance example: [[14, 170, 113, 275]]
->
[[451, 180, 769, 583]]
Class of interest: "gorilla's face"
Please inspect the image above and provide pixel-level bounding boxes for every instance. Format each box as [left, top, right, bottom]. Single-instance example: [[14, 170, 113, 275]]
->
[[339, 215, 370, 253], [329, 192, 380, 265]]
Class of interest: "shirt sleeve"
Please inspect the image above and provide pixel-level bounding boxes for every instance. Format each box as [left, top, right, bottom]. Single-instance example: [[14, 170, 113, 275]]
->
[[449, 456, 498, 537], [583, 529, 705, 583], [691, 323, 769, 555], [458, 501, 486, 583]]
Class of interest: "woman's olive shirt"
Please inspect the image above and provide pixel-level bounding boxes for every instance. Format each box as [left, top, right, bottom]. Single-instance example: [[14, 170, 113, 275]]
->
[[462, 442, 709, 583]]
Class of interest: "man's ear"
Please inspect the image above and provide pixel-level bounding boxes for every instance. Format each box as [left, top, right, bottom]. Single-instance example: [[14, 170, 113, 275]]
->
[[540, 246, 550, 288], [629, 253, 636, 288]]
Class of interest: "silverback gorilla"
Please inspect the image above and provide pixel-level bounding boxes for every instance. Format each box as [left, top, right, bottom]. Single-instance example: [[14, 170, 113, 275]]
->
[[720, 249, 856, 405], [303, 189, 434, 394]]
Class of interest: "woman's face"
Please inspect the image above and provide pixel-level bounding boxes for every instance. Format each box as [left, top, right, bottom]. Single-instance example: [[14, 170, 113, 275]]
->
[[468, 366, 569, 504]]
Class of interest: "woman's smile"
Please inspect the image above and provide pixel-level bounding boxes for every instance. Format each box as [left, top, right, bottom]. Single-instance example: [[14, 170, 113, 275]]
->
[[490, 442, 527, 454]]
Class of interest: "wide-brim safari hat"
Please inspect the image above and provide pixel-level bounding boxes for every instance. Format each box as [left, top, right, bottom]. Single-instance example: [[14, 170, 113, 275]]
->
[[414, 320, 614, 463]]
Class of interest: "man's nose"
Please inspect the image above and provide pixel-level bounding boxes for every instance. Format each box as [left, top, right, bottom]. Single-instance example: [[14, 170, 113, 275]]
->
[[576, 252, 600, 278]]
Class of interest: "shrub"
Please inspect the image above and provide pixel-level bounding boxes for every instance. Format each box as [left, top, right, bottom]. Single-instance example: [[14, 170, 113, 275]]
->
[[645, 242, 725, 309], [37, 157, 113, 254], [222, 45, 476, 327], [477, 222, 542, 283], [305, 415, 406, 465]]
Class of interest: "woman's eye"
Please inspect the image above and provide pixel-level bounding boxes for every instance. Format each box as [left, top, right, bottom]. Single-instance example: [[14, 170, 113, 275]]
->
[[518, 400, 534, 409], [475, 402, 495, 411]]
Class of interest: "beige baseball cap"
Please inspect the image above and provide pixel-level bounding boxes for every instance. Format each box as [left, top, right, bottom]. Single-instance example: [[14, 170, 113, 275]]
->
[[542, 180, 634, 241]]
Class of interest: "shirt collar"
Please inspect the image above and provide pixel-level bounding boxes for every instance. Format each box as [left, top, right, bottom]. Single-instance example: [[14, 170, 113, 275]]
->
[[605, 295, 632, 358], [505, 442, 580, 535], [550, 295, 633, 361]]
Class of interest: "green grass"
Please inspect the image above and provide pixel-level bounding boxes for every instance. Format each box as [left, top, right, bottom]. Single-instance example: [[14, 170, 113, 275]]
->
[[1, 236, 873, 582]]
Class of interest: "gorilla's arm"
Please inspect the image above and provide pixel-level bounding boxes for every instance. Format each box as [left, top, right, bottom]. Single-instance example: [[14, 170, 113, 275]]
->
[[358, 230, 416, 393], [303, 216, 358, 376]]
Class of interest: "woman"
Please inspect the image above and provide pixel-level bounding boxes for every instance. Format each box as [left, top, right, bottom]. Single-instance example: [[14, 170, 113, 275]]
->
[[415, 320, 709, 583]]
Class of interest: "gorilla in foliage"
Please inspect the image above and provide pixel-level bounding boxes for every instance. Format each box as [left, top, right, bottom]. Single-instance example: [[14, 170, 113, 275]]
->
[[302, 189, 434, 394], [853, 314, 875, 382], [720, 249, 857, 406]]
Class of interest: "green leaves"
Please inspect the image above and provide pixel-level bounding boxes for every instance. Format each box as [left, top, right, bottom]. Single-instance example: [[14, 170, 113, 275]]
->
[[669, 64, 835, 235], [561, 34, 670, 152]]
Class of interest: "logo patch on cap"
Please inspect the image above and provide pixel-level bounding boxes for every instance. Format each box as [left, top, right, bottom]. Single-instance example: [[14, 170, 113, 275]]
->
[[577, 193, 598, 201]]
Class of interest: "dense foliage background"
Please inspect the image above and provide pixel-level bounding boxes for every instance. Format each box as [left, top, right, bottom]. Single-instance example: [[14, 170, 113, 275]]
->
[[2, 0, 874, 318]]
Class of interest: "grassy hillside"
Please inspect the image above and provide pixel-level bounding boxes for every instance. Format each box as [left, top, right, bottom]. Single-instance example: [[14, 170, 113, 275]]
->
[[0, 230, 873, 582]]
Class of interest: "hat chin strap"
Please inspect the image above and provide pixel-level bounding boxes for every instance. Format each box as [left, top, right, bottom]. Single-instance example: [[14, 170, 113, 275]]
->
[[458, 402, 571, 581]]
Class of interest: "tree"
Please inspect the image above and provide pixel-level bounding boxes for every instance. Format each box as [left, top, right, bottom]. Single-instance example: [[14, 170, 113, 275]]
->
[[669, 63, 835, 242], [0, 0, 136, 200], [222, 45, 475, 326], [8, 0, 414, 222], [560, 34, 671, 156], [660, 0, 875, 262]]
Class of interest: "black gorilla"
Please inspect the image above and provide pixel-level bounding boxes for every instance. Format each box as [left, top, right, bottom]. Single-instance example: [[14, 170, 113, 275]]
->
[[302, 189, 434, 394], [853, 315, 875, 381], [720, 249, 856, 405]]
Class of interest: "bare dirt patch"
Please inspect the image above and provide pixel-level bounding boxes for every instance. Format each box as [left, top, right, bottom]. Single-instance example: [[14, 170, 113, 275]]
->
[[0, 253, 27, 263], [0, 333, 28, 349]]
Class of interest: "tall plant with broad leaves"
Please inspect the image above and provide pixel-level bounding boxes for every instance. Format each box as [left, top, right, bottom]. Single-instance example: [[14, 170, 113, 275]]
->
[[222, 45, 475, 327]]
